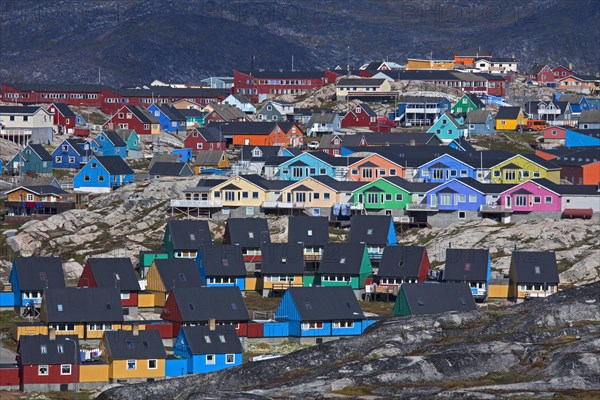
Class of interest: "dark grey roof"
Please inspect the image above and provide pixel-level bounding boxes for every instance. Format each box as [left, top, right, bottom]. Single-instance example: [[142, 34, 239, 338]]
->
[[116, 87, 228, 99], [194, 150, 228, 167], [240, 145, 281, 161], [400, 283, 477, 316], [307, 113, 338, 125], [397, 96, 449, 104], [520, 153, 560, 170], [511, 251, 559, 284], [361, 132, 440, 146], [348, 215, 393, 245], [5, 83, 105, 93], [0, 105, 45, 115], [260, 243, 305, 275], [264, 155, 292, 166], [496, 106, 522, 120], [18, 185, 68, 196], [237, 70, 326, 79], [224, 218, 270, 247], [126, 105, 160, 124], [443, 249, 490, 282], [51, 103, 76, 118], [553, 148, 600, 166], [455, 178, 512, 194], [167, 287, 249, 322], [377, 246, 427, 279], [192, 127, 223, 142], [12, 256, 65, 291], [209, 122, 276, 135], [285, 286, 365, 320], [241, 174, 291, 190], [149, 153, 179, 168], [357, 103, 377, 117], [529, 179, 600, 195], [95, 156, 134, 175], [154, 259, 204, 289], [154, 103, 186, 121], [198, 244, 246, 277], [307, 151, 363, 167], [320, 243, 368, 274], [64, 138, 88, 156], [206, 103, 247, 121], [86, 258, 140, 291], [465, 110, 493, 124], [104, 330, 166, 360], [179, 108, 207, 118], [287, 216, 329, 246], [42, 287, 124, 323], [579, 109, 600, 124], [181, 325, 242, 355], [18, 335, 79, 365], [337, 78, 386, 86], [167, 220, 212, 250], [102, 130, 127, 147], [28, 144, 53, 161], [311, 175, 364, 192], [149, 162, 191, 176]]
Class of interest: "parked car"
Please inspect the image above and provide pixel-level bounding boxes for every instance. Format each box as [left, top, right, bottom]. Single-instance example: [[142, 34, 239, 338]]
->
[[308, 141, 320, 150]]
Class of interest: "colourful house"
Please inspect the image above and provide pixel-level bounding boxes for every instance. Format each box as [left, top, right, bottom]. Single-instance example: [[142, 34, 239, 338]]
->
[[9, 144, 53, 175], [73, 156, 135, 193], [100, 329, 166, 382], [273, 286, 375, 338], [317, 243, 372, 293], [424, 178, 487, 212], [377, 246, 430, 286], [90, 130, 127, 158], [416, 153, 477, 183], [495, 107, 527, 130], [208, 175, 271, 212], [102, 105, 160, 135], [565, 128, 600, 148], [179, 108, 207, 128], [51, 138, 90, 169], [184, 127, 227, 153], [9, 256, 65, 308], [259, 243, 305, 297], [77, 258, 141, 309], [287, 215, 329, 261], [114, 129, 140, 152], [393, 283, 476, 316], [348, 215, 397, 260], [17, 334, 79, 392], [173, 325, 242, 374], [196, 244, 246, 290], [277, 152, 352, 181], [508, 251, 559, 300], [148, 103, 186, 134], [442, 248, 491, 301], [277, 177, 338, 211], [352, 177, 413, 213], [465, 110, 495, 135], [348, 153, 405, 181], [193, 150, 230, 174], [163, 219, 213, 259], [497, 180, 562, 213], [426, 112, 466, 142], [145, 259, 204, 307], [490, 154, 561, 184], [222, 217, 271, 262], [451, 94, 482, 115]]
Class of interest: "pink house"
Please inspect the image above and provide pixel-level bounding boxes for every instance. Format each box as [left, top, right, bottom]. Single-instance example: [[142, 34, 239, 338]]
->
[[499, 180, 561, 212], [542, 126, 566, 143]]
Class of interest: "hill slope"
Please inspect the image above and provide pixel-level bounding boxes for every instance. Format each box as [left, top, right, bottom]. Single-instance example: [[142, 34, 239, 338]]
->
[[1, 0, 598, 85], [98, 282, 600, 399]]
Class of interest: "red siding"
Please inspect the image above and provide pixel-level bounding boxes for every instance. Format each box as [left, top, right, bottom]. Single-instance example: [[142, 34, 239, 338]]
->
[[341, 107, 377, 129], [103, 106, 153, 135], [183, 132, 226, 154], [77, 264, 98, 288], [418, 250, 431, 283], [144, 322, 175, 339], [246, 322, 264, 338], [48, 104, 76, 131], [543, 126, 566, 141], [236, 322, 248, 337], [21, 364, 78, 385], [0, 83, 105, 108], [0, 366, 19, 386], [121, 292, 138, 307], [160, 292, 183, 323]]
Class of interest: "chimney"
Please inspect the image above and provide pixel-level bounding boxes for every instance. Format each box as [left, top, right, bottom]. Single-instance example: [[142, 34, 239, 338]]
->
[[49, 327, 56, 341], [132, 324, 139, 336], [209, 318, 216, 331]]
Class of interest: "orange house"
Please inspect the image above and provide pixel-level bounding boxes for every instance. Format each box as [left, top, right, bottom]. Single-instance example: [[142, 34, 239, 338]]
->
[[557, 76, 598, 94], [228, 122, 299, 148], [582, 161, 600, 185], [454, 50, 492, 66], [348, 153, 405, 182]]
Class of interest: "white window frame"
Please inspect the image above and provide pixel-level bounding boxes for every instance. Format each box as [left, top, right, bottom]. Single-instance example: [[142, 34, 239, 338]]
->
[[148, 359, 158, 369], [38, 365, 49, 376], [206, 354, 215, 365], [60, 364, 72, 375], [225, 354, 235, 364], [126, 359, 136, 370]]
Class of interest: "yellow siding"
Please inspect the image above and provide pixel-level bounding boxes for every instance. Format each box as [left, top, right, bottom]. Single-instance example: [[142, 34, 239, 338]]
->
[[151, 124, 160, 134], [110, 359, 165, 379], [79, 364, 110, 383], [491, 155, 558, 184], [407, 59, 455, 70], [121, 324, 147, 332], [263, 275, 303, 290], [487, 284, 509, 299], [545, 170, 561, 184], [153, 291, 166, 307], [495, 111, 527, 131], [17, 324, 48, 339], [145, 263, 166, 293], [516, 285, 558, 299], [137, 292, 155, 308], [209, 176, 267, 207], [85, 325, 123, 340], [245, 276, 259, 291]]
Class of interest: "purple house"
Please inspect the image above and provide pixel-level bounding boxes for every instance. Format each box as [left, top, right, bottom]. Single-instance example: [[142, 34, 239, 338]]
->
[[498, 180, 561, 212]]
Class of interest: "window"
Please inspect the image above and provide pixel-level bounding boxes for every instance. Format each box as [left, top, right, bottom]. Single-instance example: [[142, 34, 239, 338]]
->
[[440, 194, 452, 206], [351, 169, 358, 176], [379, 168, 386, 176], [313, 193, 320, 200], [515, 195, 527, 207], [206, 354, 215, 365], [389, 169, 396, 176], [98, 176, 105, 182], [40, 345, 47, 354], [504, 170, 516, 181], [521, 170, 530, 179], [544, 196, 552, 204], [532, 171, 541, 178], [460, 170, 468, 177], [333, 321, 354, 328], [395, 193, 403, 201], [324, 193, 330, 200], [302, 322, 324, 329], [91, 162, 97, 169], [127, 360, 136, 370], [468, 194, 477, 203], [69, 156, 75, 163], [55, 156, 62, 163], [432, 169, 444, 180], [493, 170, 501, 177], [61, 364, 72, 375], [252, 192, 259, 199], [367, 193, 379, 204], [148, 359, 157, 369], [26, 193, 34, 201], [385, 194, 392, 201], [39, 365, 49, 376], [226, 354, 235, 364], [458, 211, 466, 219], [458, 194, 466, 203], [533, 196, 541, 204], [57, 344, 64, 353]]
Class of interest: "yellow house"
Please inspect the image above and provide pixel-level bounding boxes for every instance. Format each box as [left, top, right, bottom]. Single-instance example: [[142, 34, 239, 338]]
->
[[406, 58, 455, 70], [79, 363, 110, 383], [278, 177, 338, 210], [336, 78, 392, 99], [495, 106, 528, 130], [209, 175, 270, 208], [193, 150, 230, 174], [100, 329, 166, 381], [490, 154, 561, 184], [172, 99, 204, 111], [259, 243, 304, 297], [145, 259, 203, 307]]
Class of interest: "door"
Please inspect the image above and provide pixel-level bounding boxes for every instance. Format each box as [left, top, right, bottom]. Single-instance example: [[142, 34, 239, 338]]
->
[[430, 194, 437, 207], [505, 195, 511, 209]]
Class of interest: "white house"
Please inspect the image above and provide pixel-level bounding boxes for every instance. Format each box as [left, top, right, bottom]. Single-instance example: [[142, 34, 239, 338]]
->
[[223, 94, 256, 114]]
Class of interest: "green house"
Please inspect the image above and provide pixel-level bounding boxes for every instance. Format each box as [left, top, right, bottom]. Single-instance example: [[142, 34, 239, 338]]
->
[[353, 177, 414, 211], [138, 250, 169, 278], [451, 94, 481, 115], [317, 243, 372, 291]]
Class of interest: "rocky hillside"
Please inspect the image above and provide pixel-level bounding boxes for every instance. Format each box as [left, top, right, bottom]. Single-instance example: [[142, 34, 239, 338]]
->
[[97, 282, 600, 399], [1, 0, 598, 85]]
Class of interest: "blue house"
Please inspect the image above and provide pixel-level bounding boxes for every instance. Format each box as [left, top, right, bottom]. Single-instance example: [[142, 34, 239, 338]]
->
[[196, 244, 246, 290], [274, 286, 375, 338], [416, 153, 477, 183], [8, 256, 65, 309], [553, 94, 590, 115], [8, 144, 53, 175], [465, 110, 495, 135], [565, 128, 600, 148], [395, 96, 451, 125], [51, 138, 90, 169], [90, 130, 127, 158], [73, 156, 135, 193], [424, 178, 487, 211], [173, 325, 242, 374], [278, 152, 354, 181], [348, 215, 397, 261], [442, 248, 491, 301], [148, 103, 186, 134], [0, 159, 3, 176], [427, 112, 466, 143], [172, 148, 193, 162]]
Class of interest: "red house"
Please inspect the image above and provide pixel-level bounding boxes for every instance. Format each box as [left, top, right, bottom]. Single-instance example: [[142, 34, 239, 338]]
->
[[47, 103, 77, 135], [102, 105, 160, 135], [17, 333, 79, 392], [160, 287, 250, 338], [528, 64, 555, 84], [77, 258, 141, 309], [184, 127, 227, 153], [1, 82, 107, 108], [233, 70, 340, 103], [552, 65, 575, 79], [542, 126, 567, 144], [341, 103, 378, 129]]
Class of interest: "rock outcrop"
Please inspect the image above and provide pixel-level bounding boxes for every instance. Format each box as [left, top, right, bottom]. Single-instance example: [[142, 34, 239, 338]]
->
[[97, 282, 600, 400]]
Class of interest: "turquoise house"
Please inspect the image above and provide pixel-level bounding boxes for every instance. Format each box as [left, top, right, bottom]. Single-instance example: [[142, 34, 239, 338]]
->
[[278, 152, 350, 181], [8, 144, 53, 175], [427, 112, 466, 143], [115, 129, 140, 152]]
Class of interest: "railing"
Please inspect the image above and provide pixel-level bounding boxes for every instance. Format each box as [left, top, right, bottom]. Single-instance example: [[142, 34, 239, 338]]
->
[[479, 204, 512, 213], [405, 203, 437, 211], [170, 199, 222, 208], [393, 216, 414, 223], [271, 282, 303, 290], [262, 201, 306, 209]]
